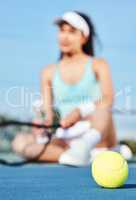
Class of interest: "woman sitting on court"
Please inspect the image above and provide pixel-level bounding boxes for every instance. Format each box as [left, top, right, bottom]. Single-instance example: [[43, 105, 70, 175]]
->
[[12, 11, 117, 166]]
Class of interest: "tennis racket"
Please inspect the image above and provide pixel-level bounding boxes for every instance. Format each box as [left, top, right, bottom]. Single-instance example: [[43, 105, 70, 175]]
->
[[0, 119, 60, 166]]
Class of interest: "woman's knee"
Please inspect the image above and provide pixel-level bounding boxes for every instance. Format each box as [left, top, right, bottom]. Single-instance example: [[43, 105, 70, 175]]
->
[[12, 133, 35, 154]]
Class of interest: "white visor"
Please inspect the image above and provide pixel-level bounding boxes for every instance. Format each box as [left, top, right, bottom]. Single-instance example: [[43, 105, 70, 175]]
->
[[55, 11, 90, 37]]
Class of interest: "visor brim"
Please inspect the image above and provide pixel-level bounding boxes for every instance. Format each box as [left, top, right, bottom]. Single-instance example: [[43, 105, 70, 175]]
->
[[54, 18, 72, 26]]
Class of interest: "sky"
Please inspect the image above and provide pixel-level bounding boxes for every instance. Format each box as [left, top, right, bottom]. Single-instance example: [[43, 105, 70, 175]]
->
[[0, 0, 136, 137]]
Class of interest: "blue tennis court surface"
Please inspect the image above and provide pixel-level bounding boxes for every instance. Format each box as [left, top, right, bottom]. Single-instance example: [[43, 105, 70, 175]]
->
[[0, 164, 136, 200]]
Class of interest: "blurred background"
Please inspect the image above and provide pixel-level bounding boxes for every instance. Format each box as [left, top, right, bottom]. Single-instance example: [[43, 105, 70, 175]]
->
[[0, 0, 135, 140]]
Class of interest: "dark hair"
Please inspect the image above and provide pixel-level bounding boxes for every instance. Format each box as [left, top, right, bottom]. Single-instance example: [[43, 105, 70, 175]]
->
[[59, 11, 97, 59]]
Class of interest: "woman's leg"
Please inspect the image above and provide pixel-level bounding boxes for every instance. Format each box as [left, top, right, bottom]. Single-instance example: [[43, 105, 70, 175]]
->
[[12, 133, 35, 155], [12, 133, 69, 162], [90, 108, 117, 148], [106, 116, 117, 148], [37, 139, 69, 162]]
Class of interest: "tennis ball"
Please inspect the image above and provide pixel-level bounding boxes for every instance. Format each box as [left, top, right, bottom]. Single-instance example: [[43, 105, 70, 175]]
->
[[92, 151, 128, 188]]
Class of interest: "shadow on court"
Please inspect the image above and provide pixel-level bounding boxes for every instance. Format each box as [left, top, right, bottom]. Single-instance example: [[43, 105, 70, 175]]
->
[[123, 184, 136, 189]]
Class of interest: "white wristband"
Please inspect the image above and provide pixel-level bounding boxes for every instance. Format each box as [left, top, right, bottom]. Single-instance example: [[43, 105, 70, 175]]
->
[[78, 102, 96, 118], [36, 135, 49, 144]]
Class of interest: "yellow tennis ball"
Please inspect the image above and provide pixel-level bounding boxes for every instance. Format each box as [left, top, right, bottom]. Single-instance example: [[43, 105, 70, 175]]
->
[[92, 151, 128, 188]]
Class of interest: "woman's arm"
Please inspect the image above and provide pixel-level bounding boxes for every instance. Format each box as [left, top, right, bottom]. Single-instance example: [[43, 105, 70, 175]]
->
[[41, 65, 55, 125], [93, 58, 114, 109]]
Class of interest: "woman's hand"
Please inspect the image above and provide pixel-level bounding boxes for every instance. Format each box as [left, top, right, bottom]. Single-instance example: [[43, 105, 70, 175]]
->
[[32, 119, 44, 137], [32, 111, 54, 137], [60, 108, 81, 128]]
